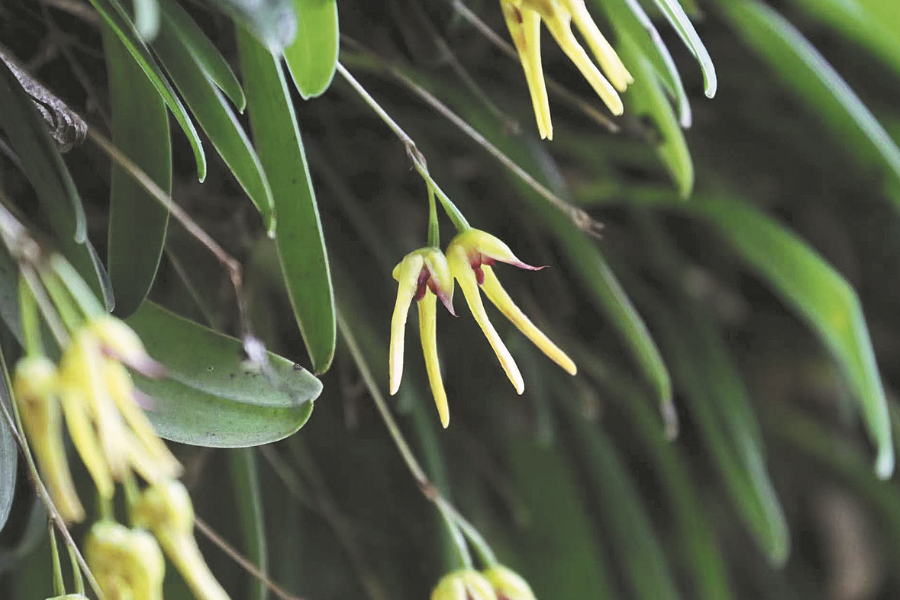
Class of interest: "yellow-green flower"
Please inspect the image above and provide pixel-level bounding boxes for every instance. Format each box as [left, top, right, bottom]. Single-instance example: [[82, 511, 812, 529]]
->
[[500, 0, 633, 139], [482, 565, 537, 600], [13, 356, 84, 523], [446, 229, 576, 394], [85, 521, 165, 600], [390, 247, 456, 428], [432, 570, 498, 600], [134, 480, 232, 600]]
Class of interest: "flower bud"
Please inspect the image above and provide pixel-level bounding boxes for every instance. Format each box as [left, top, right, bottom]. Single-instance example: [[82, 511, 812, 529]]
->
[[88, 315, 164, 377], [431, 570, 497, 600], [482, 565, 536, 600], [85, 521, 165, 600]]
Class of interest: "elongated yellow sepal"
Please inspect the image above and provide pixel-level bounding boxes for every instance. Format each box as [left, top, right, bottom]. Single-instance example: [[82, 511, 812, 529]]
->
[[502, 4, 553, 139], [418, 293, 449, 428], [565, 0, 633, 92], [58, 388, 114, 498], [481, 266, 576, 375], [448, 245, 525, 394], [390, 253, 425, 395]]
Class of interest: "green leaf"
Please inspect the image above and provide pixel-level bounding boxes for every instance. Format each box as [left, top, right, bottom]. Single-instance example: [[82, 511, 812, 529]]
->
[[617, 32, 694, 197], [153, 19, 275, 233], [126, 302, 321, 447], [204, 0, 297, 52], [157, 0, 246, 111], [715, 0, 900, 198], [506, 435, 619, 600], [132, 0, 160, 40], [0, 345, 16, 534], [562, 400, 683, 600], [105, 29, 171, 318], [0, 57, 111, 309], [237, 28, 336, 373], [284, 0, 339, 99], [651, 0, 717, 97], [89, 0, 206, 180], [229, 448, 268, 600]]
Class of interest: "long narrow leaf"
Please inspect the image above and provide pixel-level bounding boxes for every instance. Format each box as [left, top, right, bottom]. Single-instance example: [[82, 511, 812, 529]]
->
[[229, 448, 268, 600], [237, 29, 336, 373], [0, 345, 16, 534], [105, 29, 171, 318], [153, 18, 275, 233], [652, 0, 717, 97], [284, 0, 339, 99], [204, 0, 297, 52]]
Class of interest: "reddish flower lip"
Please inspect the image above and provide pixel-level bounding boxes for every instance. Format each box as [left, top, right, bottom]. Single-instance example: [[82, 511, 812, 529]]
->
[[414, 266, 457, 316]]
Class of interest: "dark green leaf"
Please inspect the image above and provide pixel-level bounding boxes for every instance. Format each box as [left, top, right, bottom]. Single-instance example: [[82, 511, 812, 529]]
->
[[0, 344, 15, 534], [126, 302, 321, 447], [284, 0, 339, 99], [153, 19, 275, 233], [716, 0, 900, 198], [89, 0, 207, 180], [651, 0, 717, 97], [105, 29, 171, 318], [158, 0, 247, 111], [237, 28, 336, 373], [204, 0, 297, 52], [229, 448, 268, 600]]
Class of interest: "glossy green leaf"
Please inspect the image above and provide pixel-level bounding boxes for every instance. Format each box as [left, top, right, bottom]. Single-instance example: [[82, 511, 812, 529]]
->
[[230, 448, 268, 600], [562, 400, 683, 600], [0, 345, 16, 534], [133, 0, 160, 40], [89, 0, 206, 180], [652, 0, 717, 97], [284, 0, 339, 99], [204, 0, 297, 52], [506, 435, 619, 600], [595, 0, 691, 127], [785, 0, 900, 80], [126, 302, 321, 447], [237, 29, 336, 373], [157, 0, 246, 111], [618, 32, 694, 197], [0, 57, 111, 309], [716, 0, 900, 197], [105, 29, 171, 318], [153, 20, 275, 233]]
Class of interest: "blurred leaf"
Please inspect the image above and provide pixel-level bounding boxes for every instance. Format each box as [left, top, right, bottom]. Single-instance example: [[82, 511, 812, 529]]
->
[[126, 302, 321, 447], [0, 499, 46, 574], [651, 0, 717, 97], [133, 0, 160, 40], [104, 29, 171, 318], [237, 28, 336, 373], [153, 20, 275, 234], [785, 0, 900, 80], [716, 0, 900, 198], [506, 435, 619, 600], [230, 448, 268, 600], [0, 56, 110, 308], [158, 0, 247, 111], [89, 0, 207, 180], [597, 0, 692, 127], [562, 399, 683, 600], [204, 0, 296, 52], [0, 345, 15, 534], [0, 243, 21, 343], [617, 32, 694, 197], [284, 0, 339, 99]]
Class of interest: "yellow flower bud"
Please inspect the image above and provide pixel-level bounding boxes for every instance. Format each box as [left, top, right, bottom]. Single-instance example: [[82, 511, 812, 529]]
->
[[432, 570, 498, 600], [88, 316, 163, 376], [85, 521, 165, 600], [13, 356, 84, 522], [482, 565, 536, 600]]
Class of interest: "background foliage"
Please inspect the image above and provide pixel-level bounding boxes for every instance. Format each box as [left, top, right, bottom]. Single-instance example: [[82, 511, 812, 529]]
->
[[3, 0, 900, 599]]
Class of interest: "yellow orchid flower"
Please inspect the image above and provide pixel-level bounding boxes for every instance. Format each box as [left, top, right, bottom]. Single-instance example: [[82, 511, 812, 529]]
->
[[446, 229, 576, 394], [13, 356, 84, 523], [432, 570, 498, 600], [500, 0, 633, 139], [85, 521, 165, 600], [482, 565, 537, 600], [134, 480, 232, 600], [390, 247, 456, 428]]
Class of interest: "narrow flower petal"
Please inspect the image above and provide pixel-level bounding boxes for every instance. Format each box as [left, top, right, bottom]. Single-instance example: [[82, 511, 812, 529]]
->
[[460, 229, 543, 271], [502, 3, 553, 140], [390, 253, 425, 395], [58, 389, 114, 498], [565, 0, 633, 92], [538, 7, 624, 115], [481, 266, 577, 375], [449, 246, 525, 394], [418, 294, 450, 428]]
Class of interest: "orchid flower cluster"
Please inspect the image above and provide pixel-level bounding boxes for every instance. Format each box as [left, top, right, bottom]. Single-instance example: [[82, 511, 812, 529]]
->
[[11, 254, 229, 600], [500, 0, 633, 139], [389, 184, 576, 427], [432, 565, 538, 600]]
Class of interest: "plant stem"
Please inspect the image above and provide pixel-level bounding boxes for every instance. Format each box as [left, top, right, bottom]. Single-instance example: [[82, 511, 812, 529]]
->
[[18, 276, 43, 357], [427, 186, 440, 247], [49, 523, 65, 597]]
